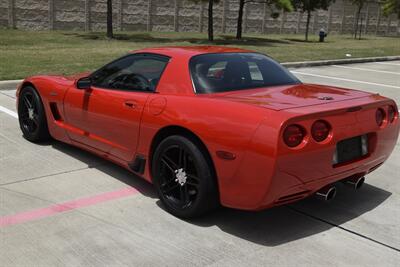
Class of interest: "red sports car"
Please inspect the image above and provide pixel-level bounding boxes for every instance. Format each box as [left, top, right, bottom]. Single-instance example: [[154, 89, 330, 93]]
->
[[16, 46, 399, 218]]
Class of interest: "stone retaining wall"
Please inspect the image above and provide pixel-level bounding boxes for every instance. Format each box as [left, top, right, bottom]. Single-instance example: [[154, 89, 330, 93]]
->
[[0, 0, 399, 36]]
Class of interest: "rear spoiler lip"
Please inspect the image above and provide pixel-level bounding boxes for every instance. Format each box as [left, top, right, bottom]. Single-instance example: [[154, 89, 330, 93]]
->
[[281, 95, 394, 115], [274, 94, 390, 112]]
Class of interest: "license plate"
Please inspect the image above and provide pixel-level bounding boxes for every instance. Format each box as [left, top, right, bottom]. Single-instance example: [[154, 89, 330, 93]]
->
[[333, 135, 368, 165]]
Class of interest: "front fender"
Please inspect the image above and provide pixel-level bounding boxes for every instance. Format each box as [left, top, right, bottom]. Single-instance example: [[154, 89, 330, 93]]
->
[[18, 76, 75, 143]]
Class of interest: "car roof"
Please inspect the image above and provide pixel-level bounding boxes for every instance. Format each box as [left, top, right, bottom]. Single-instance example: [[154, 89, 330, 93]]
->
[[130, 46, 253, 58]]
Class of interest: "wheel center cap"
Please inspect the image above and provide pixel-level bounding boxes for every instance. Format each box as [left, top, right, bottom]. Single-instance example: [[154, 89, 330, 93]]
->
[[175, 168, 187, 186], [28, 108, 34, 120]]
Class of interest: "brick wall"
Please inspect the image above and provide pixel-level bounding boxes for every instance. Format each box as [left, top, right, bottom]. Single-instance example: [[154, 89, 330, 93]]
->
[[0, 0, 398, 36]]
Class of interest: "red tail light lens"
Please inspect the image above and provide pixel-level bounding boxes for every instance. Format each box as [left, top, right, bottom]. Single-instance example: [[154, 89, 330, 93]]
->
[[283, 125, 305, 147], [311, 120, 331, 142], [376, 108, 386, 126], [388, 105, 397, 123]]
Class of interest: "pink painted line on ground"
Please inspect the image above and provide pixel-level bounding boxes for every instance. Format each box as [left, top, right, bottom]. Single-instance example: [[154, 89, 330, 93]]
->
[[0, 187, 138, 227]]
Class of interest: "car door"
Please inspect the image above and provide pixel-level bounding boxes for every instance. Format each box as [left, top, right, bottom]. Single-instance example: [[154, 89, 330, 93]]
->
[[63, 53, 170, 162]]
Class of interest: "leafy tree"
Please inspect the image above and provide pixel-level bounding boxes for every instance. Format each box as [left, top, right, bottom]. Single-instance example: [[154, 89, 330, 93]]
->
[[236, 0, 293, 40], [191, 0, 220, 41], [381, 0, 400, 18], [291, 0, 335, 41], [107, 0, 113, 38]]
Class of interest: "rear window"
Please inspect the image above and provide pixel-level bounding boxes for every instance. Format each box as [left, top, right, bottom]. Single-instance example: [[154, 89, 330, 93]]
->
[[190, 53, 300, 94]]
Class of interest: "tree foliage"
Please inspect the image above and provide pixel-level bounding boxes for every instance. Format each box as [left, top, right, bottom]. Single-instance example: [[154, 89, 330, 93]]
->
[[291, 0, 335, 41], [381, 0, 400, 18], [291, 0, 333, 12], [236, 0, 293, 39]]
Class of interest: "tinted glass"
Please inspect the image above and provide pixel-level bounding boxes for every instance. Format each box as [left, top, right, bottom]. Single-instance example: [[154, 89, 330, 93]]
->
[[91, 54, 169, 91], [190, 53, 300, 94]]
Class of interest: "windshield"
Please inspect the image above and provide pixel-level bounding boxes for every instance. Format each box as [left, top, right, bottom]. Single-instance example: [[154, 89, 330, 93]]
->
[[190, 53, 300, 94]]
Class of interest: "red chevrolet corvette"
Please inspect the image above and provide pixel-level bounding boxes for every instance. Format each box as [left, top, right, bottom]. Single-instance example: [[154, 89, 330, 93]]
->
[[17, 46, 399, 218]]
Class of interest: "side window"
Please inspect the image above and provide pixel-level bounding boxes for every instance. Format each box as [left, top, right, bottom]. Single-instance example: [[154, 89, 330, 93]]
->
[[248, 62, 263, 81], [206, 61, 227, 79], [91, 54, 169, 92]]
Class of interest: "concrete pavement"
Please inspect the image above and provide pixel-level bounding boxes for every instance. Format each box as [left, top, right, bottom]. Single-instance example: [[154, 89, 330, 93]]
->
[[0, 61, 399, 266]]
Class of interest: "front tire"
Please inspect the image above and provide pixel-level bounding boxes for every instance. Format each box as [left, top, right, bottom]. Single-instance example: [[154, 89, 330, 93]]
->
[[18, 86, 50, 142], [152, 135, 218, 218]]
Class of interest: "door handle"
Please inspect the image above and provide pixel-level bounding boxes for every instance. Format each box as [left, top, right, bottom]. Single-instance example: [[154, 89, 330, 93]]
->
[[124, 101, 136, 109]]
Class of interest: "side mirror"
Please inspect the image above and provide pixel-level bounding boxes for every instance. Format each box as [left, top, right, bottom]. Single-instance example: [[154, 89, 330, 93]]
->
[[76, 77, 92, 89]]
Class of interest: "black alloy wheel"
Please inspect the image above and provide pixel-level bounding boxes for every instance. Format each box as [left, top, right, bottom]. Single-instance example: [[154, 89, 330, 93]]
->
[[18, 86, 50, 142], [152, 135, 218, 218]]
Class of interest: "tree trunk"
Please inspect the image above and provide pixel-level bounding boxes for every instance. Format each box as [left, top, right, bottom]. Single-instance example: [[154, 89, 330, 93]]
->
[[359, 13, 363, 40], [305, 10, 311, 41], [236, 0, 245, 40], [208, 0, 214, 41], [354, 6, 362, 39], [107, 0, 113, 39], [354, 10, 359, 39]]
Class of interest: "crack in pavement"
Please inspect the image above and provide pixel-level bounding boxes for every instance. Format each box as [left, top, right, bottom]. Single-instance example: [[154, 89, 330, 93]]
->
[[0, 164, 104, 187], [289, 206, 400, 253], [0, 90, 16, 99]]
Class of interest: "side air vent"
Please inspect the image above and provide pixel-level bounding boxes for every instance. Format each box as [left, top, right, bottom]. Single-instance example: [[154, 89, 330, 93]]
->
[[346, 106, 362, 112], [49, 102, 62, 121], [129, 155, 146, 174], [275, 190, 310, 205]]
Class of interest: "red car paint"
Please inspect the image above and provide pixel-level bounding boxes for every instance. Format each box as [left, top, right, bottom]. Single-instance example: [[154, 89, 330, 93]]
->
[[17, 46, 400, 210]]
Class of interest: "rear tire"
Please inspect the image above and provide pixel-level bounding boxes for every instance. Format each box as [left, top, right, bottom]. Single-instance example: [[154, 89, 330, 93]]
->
[[152, 135, 218, 218], [18, 86, 51, 142]]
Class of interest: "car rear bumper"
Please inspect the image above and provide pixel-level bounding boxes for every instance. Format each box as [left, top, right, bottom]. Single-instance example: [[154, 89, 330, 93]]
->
[[218, 97, 399, 210], [221, 140, 395, 211], [262, 155, 386, 209]]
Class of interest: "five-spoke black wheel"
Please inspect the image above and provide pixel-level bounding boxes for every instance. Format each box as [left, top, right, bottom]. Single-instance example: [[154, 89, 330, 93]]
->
[[18, 86, 50, 142], [152, 135, 218, 218]]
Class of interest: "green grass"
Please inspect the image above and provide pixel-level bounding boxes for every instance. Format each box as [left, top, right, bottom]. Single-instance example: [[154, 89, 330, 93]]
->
[[0, 28, 399, 80]]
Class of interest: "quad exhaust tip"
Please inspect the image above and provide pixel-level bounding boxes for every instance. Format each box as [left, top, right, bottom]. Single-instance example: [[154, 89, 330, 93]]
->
[[315, 186, 337, 201], [343, 176, 365, 190], [315, 177, 365, 201]]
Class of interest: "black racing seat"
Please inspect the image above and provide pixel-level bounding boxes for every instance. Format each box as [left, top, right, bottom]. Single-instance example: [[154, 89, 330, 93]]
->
[[222, 61, 252, 89]]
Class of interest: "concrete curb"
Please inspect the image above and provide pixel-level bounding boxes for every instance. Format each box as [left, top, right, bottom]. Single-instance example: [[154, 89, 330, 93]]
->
[[0, 56, 399, 90], [282, 55, 400, 68]]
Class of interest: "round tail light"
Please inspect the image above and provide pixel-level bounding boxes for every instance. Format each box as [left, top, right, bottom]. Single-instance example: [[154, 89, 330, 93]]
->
[[283, 125, 305, 147], [376, 108, 386, 127], [311, 120, 331, 142], [388, 105, 397, 123]]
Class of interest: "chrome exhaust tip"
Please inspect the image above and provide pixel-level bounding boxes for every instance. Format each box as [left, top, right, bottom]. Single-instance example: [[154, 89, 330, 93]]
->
[[315, 186, 337, 201], [343, 176, 365, 190]]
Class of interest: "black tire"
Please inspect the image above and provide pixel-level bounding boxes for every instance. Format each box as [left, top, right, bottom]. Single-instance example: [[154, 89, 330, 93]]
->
[[152, 135, 218, 218], [18, 86, 51, 142]]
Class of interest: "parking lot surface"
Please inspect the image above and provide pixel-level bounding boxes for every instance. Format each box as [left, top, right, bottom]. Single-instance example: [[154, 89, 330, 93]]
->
[[1, 61, 399, 266]]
